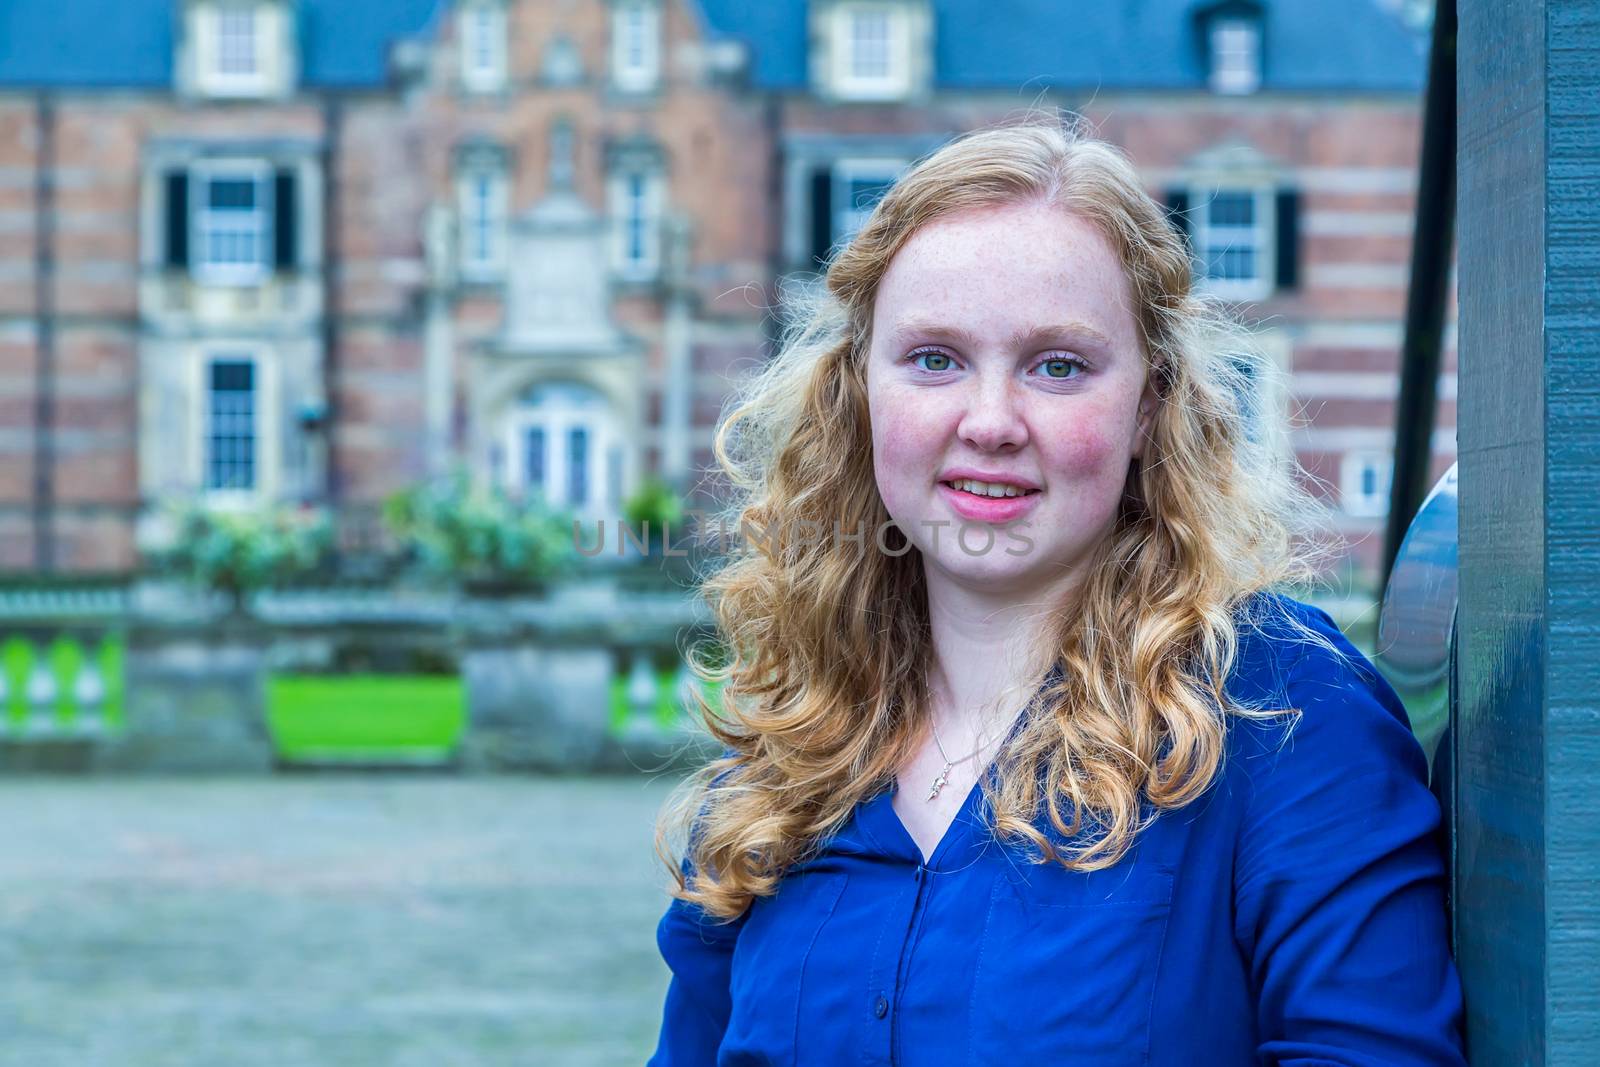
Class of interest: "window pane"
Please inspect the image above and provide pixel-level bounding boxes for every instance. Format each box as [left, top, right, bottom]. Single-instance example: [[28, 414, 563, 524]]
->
[[1211, 21, 1260, 93], [1208, 191, 1254, 227], [473, 174, 493, 261], [206, 359, 256, 491], [567, 427, 588, 506], [197, 173, 267, 275], [1201, 190, 1261, 284], [835, 169, 898, 242], [850, 10, 891, 79], [624, 8, 646, 68], [525, 428, 546, 492], [217, 8, 258, 77], [625, 173, 647, 261], [1207, 245, 1255, 280], [208, 178, 257, 210], [472, 8, 495, 72]]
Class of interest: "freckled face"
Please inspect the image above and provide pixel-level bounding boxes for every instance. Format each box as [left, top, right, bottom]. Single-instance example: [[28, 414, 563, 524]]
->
[[864, 200, 1157, 598]]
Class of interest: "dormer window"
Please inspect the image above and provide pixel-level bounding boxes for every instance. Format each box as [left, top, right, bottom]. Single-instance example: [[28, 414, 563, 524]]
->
[[184, 1, 293, 99], [216, 6, 259, 81], [831, 2, 912, 100], [610, 1, 662, 93], [460, 1, 508, 93], [1209, 16, 1261, 94]]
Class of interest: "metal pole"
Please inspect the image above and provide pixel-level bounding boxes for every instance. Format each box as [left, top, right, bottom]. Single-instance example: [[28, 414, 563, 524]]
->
[[1383, 0, 1456, 595]]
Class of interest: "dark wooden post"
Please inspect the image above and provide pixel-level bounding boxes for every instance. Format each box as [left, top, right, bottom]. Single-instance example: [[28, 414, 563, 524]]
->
[[1456, 1, 1600, 1061]]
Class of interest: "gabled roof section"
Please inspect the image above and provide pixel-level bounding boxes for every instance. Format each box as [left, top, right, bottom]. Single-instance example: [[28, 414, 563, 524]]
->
[[689, 0, 1425, 93], [0, 0, 445, 89]]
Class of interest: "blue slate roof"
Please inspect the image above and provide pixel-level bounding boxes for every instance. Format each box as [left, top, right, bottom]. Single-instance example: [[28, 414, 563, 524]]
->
[[0, 0, 444, 89], [690, 0, 1427, 93]]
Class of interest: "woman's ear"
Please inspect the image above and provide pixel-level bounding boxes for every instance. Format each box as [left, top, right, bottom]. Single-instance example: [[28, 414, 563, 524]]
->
[[1133, 378, 1159, 459]]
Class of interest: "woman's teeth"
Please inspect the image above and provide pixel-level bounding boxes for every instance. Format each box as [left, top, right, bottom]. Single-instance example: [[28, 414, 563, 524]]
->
[[944, 479, 1038, 499]]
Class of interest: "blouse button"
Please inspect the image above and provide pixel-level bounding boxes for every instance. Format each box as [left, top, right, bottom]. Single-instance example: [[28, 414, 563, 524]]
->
[[873, 995, 888, 1019]]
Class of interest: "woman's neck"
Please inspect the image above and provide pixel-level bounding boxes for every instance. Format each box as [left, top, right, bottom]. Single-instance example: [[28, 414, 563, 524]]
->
[[921, 576, 1065, 746]]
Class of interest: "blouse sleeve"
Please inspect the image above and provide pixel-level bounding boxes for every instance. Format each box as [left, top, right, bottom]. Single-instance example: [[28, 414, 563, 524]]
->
[[646, 856, 749, 1066], [1231, 606, 1467, 1066]]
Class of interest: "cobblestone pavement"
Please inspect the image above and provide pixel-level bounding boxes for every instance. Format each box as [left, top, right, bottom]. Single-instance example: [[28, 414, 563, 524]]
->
[[0, 774, 689, 1067]]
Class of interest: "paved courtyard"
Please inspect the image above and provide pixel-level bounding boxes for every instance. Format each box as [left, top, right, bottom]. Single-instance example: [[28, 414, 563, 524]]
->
[[0, 774, 687, 1067]]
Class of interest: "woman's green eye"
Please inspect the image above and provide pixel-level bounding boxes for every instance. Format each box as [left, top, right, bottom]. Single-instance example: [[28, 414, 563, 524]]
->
[[1041, 359, 1080, 378], [912, 351, 952, 371]]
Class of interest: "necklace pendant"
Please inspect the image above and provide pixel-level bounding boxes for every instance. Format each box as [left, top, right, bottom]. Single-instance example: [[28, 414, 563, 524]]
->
[[927, 762, 952, 801]]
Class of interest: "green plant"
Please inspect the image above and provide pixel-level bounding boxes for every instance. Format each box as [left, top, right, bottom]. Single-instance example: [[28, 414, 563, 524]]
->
[[382, 469, 575, 592], [622, 475, 686, 552], [148, 501, 333, 609]]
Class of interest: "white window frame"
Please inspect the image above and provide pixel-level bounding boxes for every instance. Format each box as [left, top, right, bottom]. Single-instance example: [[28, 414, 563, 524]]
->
[[1191, 184, 1275, 302], [191, 345, 278, 507], [460, 2, 508, 93], [1209, 18, 1262, 95], [608, 166, 664, 280], [191, 161, 274, 287], [193, 1, 280, 98], [216, 5, 260, 78], [610, 1, 662, 92], [501, 385, 628, 515], [831, 157, 903, 247], [1341, 451, 1394, 518], [457, 159, 508, 280], [831, 2, 912, 100]]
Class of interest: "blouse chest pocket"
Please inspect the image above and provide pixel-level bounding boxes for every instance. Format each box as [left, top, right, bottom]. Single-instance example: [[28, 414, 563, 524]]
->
[[722, 869, 849, 1066], [967, 861, 1176, 1066]]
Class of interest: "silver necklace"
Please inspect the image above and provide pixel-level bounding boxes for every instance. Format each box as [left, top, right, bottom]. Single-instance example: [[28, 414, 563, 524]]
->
[[923, 681, 1034, 801], [926, 717, 984, 801]]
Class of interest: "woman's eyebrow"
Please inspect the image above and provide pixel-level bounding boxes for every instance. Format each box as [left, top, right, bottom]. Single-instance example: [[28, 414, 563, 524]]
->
[[888, 318, 1113, 351]]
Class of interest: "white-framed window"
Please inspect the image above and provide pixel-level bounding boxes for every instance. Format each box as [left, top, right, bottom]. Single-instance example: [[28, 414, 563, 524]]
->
[[191, 1, 284, 98], [831, 2, 912, 99], [832, 158, 903, 245], [1192, 186, 1273, 301], [460, 2, 508, 92], [1209, 18, 1262, 95], [502, 382, 628, 514], [192, 345, 279, 504], [202, 355, 258, 494], [457, 158, 508, 279], [609, 166, 663, 279], [193, 163, 272, 286], [610, 1, 662, 92], [217, 6, 259, 78], [1341, 451, 1394, 517]]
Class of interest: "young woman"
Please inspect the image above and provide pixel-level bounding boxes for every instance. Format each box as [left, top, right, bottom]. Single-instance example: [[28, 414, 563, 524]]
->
[[646, 114, 1466, 1066]]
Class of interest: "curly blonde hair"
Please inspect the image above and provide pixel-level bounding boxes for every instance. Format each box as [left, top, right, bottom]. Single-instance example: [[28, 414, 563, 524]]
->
[[656, 109, 1343, 921]]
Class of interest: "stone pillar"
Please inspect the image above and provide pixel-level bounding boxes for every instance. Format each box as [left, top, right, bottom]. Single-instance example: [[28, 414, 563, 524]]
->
[[459, 606, 618, 772], [101, 618, 274, 773]]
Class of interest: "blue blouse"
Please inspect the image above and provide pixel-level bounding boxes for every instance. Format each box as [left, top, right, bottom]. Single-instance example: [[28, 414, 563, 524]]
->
[[647, 594, 1467, 1066]]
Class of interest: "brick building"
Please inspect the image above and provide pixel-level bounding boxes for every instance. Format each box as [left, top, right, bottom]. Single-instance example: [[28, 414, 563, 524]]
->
[[0, 0, 1450, 594]]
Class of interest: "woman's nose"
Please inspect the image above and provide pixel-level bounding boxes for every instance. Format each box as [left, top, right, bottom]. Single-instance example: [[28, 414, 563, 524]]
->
[[955, 374, 1029, 452]]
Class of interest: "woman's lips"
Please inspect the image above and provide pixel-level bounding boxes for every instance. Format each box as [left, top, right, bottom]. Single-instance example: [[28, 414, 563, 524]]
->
[[937, 481, 1042, 523]]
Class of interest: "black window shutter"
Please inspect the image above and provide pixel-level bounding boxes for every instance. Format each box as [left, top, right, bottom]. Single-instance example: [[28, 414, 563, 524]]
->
[[1275, 187, 1300, 291], [164, 169, 189, 269], [274, 168, 298, 272], [1164, 187, 1191, 252], [809, 166, 834, 270]]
